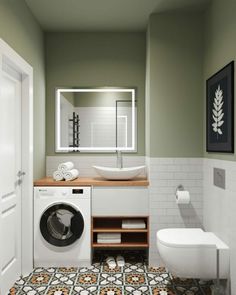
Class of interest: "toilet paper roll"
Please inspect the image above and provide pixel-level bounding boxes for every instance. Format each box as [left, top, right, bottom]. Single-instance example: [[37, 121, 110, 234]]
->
[[176, 190, 190, 204]]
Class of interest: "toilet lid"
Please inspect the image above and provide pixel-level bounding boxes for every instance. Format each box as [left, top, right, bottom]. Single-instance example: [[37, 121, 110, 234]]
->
[[157, 228, 228, 248]]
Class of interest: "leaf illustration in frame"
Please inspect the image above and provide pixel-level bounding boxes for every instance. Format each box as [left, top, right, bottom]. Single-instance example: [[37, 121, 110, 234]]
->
[[211, 85, 224, 137]]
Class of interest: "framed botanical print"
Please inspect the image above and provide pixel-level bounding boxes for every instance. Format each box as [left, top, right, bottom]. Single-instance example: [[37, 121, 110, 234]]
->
[[206, 61, 234, 152]]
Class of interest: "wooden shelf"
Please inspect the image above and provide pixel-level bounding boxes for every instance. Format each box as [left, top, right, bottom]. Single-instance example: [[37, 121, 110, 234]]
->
[[34, 177, 149, 187], [93, 242, 149, 248], [93, 228, 148, 233], [91, 216, 149, 250]]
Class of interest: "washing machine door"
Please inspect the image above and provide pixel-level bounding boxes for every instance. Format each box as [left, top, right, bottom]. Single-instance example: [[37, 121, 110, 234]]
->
[[40, 203, 84, 247]]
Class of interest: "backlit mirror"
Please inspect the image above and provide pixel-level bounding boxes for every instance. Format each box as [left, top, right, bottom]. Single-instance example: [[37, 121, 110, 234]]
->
[[55, 88, 136, 152]]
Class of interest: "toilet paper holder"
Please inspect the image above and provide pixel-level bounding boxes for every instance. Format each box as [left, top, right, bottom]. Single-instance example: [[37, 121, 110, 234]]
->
[[176, 184, 184, 194], [175, 184, 190, 204]]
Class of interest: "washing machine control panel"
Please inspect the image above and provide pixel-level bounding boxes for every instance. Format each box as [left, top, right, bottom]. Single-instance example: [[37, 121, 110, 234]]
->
[[35, 187, 91, 199], [72, 189, 84, 194]]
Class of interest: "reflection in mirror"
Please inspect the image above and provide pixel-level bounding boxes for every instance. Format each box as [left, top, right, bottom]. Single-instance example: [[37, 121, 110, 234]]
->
[[55, 88, 136, 152]]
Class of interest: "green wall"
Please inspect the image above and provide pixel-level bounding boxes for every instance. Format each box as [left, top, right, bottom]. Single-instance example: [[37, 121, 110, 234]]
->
[[0, 0, 45, 179], [45, 32, 146, 156], [204, 0, 236, 161], [145, 25, 151, 157], [146, 12, 204, 157]]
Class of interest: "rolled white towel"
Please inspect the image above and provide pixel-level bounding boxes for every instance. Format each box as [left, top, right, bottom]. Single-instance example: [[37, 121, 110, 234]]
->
[[64, 169, 79, 181], [53, 170, 64, 181], [58, 161, 74, 172]]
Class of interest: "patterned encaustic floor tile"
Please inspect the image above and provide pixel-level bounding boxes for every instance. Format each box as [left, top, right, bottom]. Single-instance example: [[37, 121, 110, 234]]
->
[[101, 265, 122, 273], [46, 285, 72, 295], [77, 273, 100, 286], [99, 273, 123, 286], [50, 273, 77, 285], [28, 273, 53, 285], [71, 285, 99, 295], [198, 286, 212, 295], [125, 285, 150, 295], [9, 286, 21, 295], [146, 273, 172, 286], [146, 267, 166, 273], [78, 266, 101, 274], [171, 277, 197, 287], [197, 280, 213, 295], [20, 285, 48, 295], [14, 274, 31, 287], [151, 286, 176, 295], [125, 273, 147, 286], [9, 258, 214, 295], [99, 285, 123, 295], [57, 267, 78, 273], [174, 285, 203, 295], [34, 267, 57, 274], [123, 263, 146, 273]]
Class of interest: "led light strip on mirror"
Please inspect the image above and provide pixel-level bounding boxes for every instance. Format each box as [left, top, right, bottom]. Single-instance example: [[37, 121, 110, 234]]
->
[[55, 87, 136, 152]]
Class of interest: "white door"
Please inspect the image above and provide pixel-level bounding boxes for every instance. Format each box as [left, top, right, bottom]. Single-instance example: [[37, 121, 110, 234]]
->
[[0, 62, 22, 295]]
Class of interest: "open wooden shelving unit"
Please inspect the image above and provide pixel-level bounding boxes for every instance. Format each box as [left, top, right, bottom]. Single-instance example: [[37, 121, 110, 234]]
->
[[91, 216, 149, 249]]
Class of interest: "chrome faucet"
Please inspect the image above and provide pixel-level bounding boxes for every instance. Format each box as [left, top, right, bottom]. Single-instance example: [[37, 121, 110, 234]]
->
[[116, 150, 123, 169]]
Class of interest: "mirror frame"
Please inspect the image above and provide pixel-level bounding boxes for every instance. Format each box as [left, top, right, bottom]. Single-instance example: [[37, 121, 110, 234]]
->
[[55, 87, 136, 152]]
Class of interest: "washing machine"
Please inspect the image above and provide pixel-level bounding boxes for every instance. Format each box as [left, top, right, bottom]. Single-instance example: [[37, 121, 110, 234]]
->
[[34, 186, 91, 267]]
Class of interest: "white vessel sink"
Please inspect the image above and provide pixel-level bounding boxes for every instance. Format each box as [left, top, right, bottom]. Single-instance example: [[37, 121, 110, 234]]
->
[[93, 165, 146, 180]]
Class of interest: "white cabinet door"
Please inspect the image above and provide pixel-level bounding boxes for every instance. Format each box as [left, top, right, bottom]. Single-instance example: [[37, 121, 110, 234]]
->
[[0, 66, 22, 295], [92, 187, 149, 216]]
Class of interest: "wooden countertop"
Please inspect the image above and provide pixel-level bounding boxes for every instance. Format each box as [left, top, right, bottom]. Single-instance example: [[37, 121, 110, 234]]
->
[[34, 177, 149, 187]]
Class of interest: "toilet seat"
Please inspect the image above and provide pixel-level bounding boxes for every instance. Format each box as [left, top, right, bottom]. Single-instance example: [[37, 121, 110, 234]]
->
[[157, 228, 228, 249]]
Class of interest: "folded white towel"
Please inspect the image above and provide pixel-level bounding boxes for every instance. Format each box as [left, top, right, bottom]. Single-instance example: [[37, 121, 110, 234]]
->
[[58, 161, 74, 172], [53, 170, 64, 181], [97, 233, 121, 240], [97, 239, 121, 244], [122, 219, 146, 229], [64, 169, 79, 181]]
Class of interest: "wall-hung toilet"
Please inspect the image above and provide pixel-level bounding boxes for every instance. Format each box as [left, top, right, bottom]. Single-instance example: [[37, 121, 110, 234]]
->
[[157, 228, 229, 279]]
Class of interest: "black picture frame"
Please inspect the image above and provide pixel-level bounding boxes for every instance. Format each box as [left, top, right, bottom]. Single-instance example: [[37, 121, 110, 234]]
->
[[206, 61, 234, 153]]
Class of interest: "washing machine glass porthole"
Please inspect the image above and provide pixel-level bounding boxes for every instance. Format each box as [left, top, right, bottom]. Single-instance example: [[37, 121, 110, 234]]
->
[[40, 204, 84, 247]]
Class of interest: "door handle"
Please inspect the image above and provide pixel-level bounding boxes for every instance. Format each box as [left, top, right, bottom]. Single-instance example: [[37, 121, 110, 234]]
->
[[16, 171, 26, 186], [17, 171, 26, 177]]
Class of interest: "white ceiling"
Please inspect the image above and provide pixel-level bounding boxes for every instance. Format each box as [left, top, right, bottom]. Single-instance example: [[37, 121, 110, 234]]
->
[[25, 0, 210, 32]]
